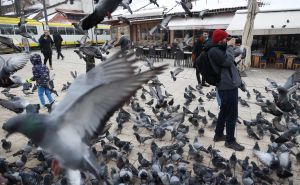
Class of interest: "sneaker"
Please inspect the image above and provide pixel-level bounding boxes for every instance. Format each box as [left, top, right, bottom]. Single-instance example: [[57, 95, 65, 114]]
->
[[225, 141, 245, 151], [213, 135, 226, 142], [50, 67, 53, 70]]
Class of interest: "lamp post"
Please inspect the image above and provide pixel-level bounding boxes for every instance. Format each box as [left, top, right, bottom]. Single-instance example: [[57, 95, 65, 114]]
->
[[42, 0, 49, 30]]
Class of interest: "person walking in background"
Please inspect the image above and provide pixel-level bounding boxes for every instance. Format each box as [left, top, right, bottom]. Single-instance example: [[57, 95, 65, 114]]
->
[[39, 30, 54, 70], [21, 36, 30, 53], [30, 54, 54, 108], [207, 29, 245, 151], [53, 31, 64, 60], [192, 31, 210, 88], [114, 32, 130, 55]]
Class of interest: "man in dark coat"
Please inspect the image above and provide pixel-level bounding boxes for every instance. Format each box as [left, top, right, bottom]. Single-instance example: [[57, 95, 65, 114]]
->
[[39, 30, 54, 70], [208, 29, 244, 151], [53, 31, 64, 60], [114, 32, 130, 55], [192, 31, 210, 87]]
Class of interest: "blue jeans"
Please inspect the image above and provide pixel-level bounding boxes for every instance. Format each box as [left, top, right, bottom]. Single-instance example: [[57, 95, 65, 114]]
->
[[38, 86, 54, 106], [215, 88, 238, 143]]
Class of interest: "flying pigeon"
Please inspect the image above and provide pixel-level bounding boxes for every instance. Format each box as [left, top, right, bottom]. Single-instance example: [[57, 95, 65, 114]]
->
[[81, 0, 123, 30], [150, 0, 159, 7], [121, 0, 133, 14], [0, 55, 29, 88], [0, 36, 22, 52], [2, 51, 166, 179], [176, 0, 193, 17]]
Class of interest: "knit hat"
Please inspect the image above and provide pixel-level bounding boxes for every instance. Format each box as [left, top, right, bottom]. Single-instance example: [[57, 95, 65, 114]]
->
[[212, 29, 228, 44]]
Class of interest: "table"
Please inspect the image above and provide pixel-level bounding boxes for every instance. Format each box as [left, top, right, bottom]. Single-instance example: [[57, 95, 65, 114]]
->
[[251, 52, 263, 68], [283, 54, 297, 69]]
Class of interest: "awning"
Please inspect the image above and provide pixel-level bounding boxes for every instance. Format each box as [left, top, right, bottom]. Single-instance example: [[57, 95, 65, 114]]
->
[[167, 14, 233, 30], [227, 9, 300, 35]]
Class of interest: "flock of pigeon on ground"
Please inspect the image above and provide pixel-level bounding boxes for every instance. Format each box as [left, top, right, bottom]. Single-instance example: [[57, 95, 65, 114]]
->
[[0, 0, 299, 184]]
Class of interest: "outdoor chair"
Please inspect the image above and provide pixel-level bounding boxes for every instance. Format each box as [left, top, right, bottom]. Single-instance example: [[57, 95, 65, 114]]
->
[[136, 47, 144, 58], [275, 56, 284, 69], [174, 50, 185, 67], [149, 47, 159, 62], [293, 59, 300, 70], [259, 56, 267, 69]]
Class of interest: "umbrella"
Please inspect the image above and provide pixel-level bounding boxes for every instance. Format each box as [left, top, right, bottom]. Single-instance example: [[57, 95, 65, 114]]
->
[[240, 0, 259, 75]]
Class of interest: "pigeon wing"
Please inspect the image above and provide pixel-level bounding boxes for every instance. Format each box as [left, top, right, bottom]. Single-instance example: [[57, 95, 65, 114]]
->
[[50, 52, 167, 138], [3, 55, 29, 74]]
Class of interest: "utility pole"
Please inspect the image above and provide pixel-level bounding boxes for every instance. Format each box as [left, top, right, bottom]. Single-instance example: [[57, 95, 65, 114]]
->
[[42, 0, 49, 30]]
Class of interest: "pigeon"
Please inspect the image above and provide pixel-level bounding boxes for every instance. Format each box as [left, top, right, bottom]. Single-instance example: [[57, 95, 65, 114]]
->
[[17, 15, 38, 43], [1, 139, 11, 152], [253, 145, 279, 168], [0, 55, 29, 88], [150, 0, 159, 7], [72, 21, 87, 35], [121, 0, 133, 14], [246, 125, 260, 140], [177, 0, 193, 17], [81, 0, 123, 30], [3, 51, 166, 179], [134, 133, 152, 144], [0, 97, 39, 114], [118, 16, 131, 25], [0, 35, 22, 52], [149, 15, 173, 35]]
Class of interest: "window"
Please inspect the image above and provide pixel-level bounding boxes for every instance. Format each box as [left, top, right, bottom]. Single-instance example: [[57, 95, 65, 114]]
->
[[49, 27, 57, 35], [66, 27, 74, 35], [13, 25, 20, 34], [174, 30, 183, 39], [57, 27, 66, 35], [0, 24, 14, 35], [94, 29, 103, 35], [26, 26, 38, 35], [74, 29, 83, 35]]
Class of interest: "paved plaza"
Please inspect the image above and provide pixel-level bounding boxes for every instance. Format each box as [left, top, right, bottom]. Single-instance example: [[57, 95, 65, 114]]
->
[[0, 48, 299, 184]]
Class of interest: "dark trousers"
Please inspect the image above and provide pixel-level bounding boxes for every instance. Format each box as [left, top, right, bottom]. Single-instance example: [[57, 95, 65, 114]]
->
[[56, 45, 64, 59], [215, 88, 238, 143], [43, 52, 52, 67]]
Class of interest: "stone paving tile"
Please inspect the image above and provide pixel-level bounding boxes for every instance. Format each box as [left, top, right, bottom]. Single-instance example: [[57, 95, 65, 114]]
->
[[0, 48, 299, 184]]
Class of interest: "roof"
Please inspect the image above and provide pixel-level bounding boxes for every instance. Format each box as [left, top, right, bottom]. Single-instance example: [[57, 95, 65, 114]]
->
[[39, 13, 58, 22], [226, 9, 300, 35], [167, 0, 248, 15], [1, 0, 14, 6], [168, 14, 234, 30], [55, 8, 87, 15]]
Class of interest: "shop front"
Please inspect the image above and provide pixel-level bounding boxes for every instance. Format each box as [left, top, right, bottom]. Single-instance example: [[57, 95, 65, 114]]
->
[[227, 9, 300, 69]]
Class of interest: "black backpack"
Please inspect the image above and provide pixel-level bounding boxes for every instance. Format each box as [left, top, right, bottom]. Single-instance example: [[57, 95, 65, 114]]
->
[[195, 47, 220, 86]]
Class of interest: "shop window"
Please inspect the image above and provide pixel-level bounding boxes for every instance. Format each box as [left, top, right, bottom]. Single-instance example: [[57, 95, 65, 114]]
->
[[174, 30, 183, 39]]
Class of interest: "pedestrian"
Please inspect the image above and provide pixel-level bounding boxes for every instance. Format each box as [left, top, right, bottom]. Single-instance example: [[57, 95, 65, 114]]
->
[[21, 36, 30, 53], [192, 31, 210, 88], [53, 31, 64, 60], [30, 54, 54, 108], [208, 29, 245, 151], [39, 30, 54, 70], [114, 32, 130, 55]]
